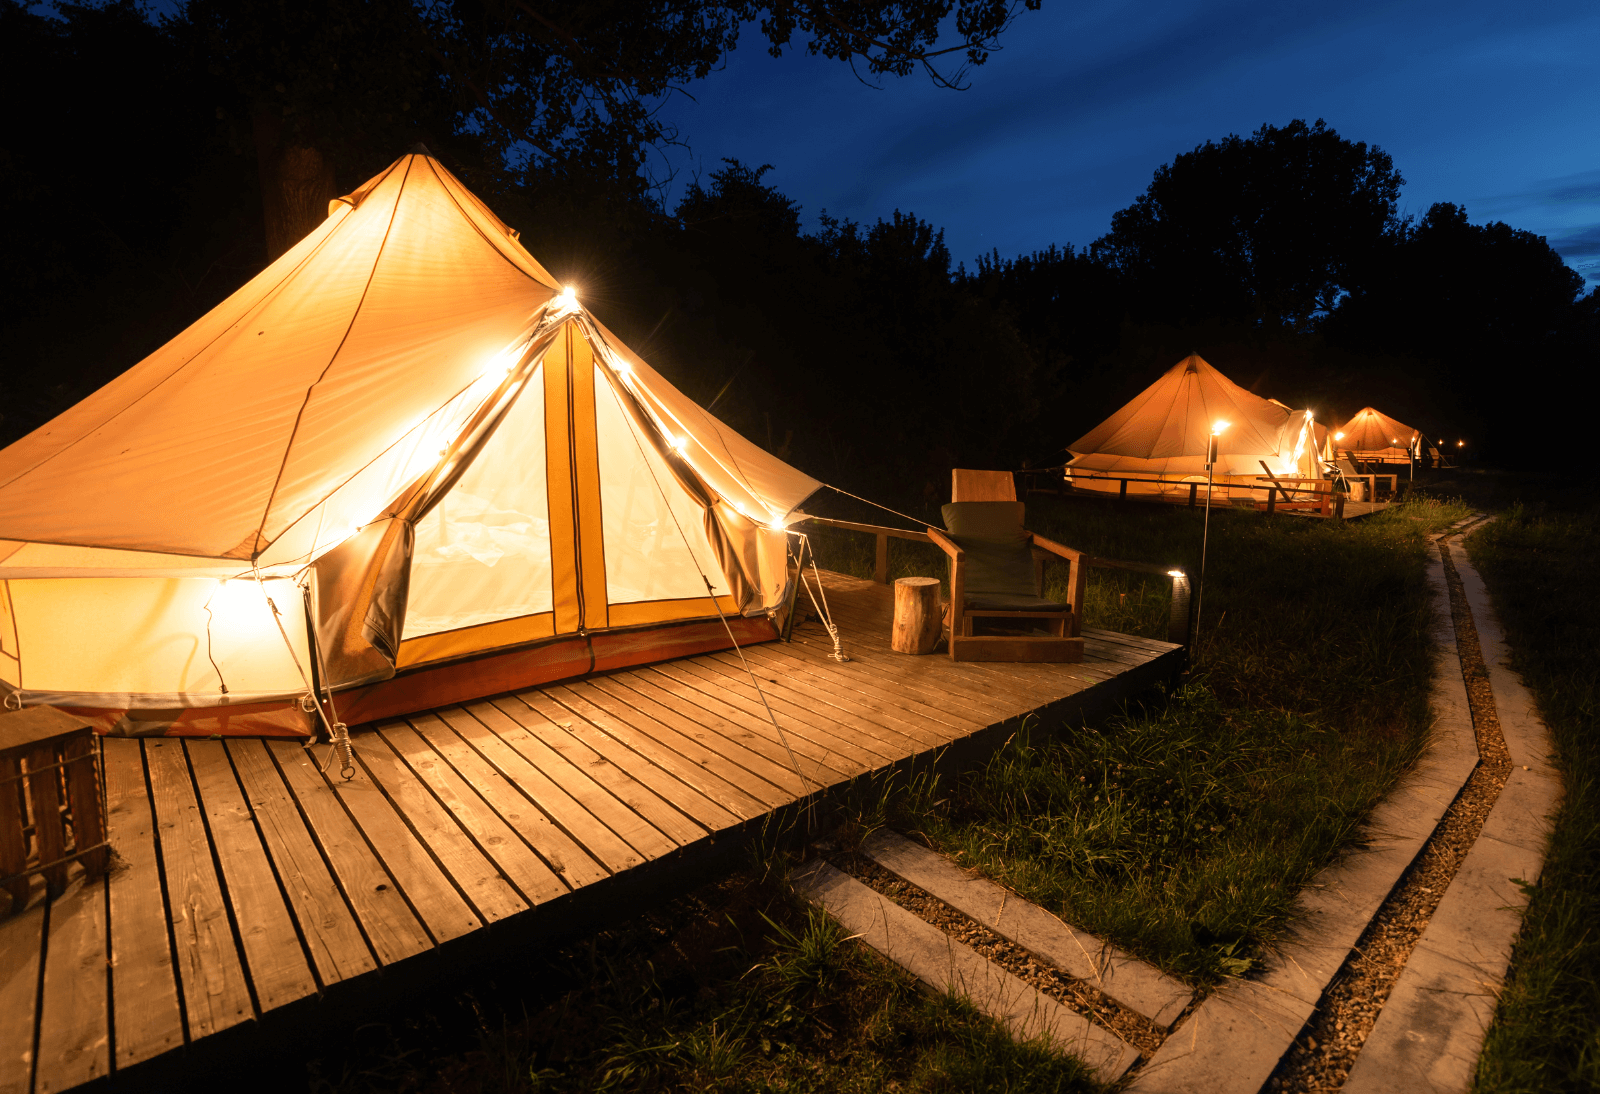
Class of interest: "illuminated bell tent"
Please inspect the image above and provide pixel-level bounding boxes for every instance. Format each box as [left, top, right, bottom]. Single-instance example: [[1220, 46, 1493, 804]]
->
[[1064, 355, 1323, 500], [1334, 406, 1440, 467], [0, 150, 820, 737]]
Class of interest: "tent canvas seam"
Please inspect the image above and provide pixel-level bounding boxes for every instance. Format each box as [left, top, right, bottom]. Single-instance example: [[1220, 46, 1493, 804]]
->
[[0, 164, 394, 498], [251, 156, 417, 560]]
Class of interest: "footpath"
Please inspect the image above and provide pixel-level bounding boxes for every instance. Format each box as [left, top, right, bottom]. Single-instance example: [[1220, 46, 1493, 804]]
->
[[794, 515, 1562, 1092]]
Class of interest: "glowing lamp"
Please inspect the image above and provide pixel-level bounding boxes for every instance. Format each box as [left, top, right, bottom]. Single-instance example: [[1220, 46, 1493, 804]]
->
[[1167, 569, 1185, 578], [670, 435, 687, 452], [1335, 431, 1344, 441], [561, 285, 577, 304], [1211, 420, 1230, 435], [211, 578, 265, 616]]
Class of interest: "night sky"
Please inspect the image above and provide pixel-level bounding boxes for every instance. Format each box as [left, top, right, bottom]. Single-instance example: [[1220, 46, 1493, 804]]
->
[[657, 0, 1600, 289]]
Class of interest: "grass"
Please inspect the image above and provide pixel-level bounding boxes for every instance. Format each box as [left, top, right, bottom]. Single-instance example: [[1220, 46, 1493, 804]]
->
[[305, 868, 1099, 1093], [816, 489, 1472, 982], [1461, 485, 1600, 1093]]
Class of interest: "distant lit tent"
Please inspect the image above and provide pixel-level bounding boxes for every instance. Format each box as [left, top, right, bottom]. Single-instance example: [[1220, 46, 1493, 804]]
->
[[1064, 355, 1322, 501], [1334, 407, 1441, 467], [0, 150, 819, 737]]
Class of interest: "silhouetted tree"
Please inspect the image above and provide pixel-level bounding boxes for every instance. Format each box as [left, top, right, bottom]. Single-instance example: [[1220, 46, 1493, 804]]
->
[[179, 0, 1044, 259], [1094, 119, 1404, 331]]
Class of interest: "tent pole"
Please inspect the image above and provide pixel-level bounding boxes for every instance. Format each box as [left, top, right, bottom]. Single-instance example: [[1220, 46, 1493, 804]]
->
[[1196, 430, 1220, 658]]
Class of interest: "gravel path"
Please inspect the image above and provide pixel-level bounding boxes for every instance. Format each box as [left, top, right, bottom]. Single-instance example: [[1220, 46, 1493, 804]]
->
[[830, 850, 1172, 1056]]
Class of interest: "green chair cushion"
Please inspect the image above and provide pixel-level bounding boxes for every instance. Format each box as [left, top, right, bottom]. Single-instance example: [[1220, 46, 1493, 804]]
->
[[963, 592, 1072, 613], [942, 501, 1070, 610]]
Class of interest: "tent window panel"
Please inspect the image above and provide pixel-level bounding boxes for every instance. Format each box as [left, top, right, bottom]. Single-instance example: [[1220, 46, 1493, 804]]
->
[[593, 369, 727, 606], [404, 367, 554, 639]]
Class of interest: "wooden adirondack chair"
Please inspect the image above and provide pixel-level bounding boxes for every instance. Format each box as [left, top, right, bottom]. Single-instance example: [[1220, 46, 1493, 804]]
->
[[927, 469, 1085, 663]]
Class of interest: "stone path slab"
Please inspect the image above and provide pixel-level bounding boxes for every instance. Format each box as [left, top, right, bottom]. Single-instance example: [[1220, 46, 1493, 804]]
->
[[1127, 532, 1486, 1093], [1340, 530, 1560, 1094], [858, 828, 1193, 1027], [1339, 943, 1500, 1093], [791, 860, 1140, 1083], [1128, 978, 1317, 1094]]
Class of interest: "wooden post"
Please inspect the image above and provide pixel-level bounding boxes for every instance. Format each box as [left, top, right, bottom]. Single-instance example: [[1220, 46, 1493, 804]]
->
[[1188, 482, 1197, 507], [1069, 556, 1087, 637], [1266, 487, 1277, 515], [874, 533, 889, 584], [26, 744, 68, 897], [0, 753, 26, 911], [1335, 492, 1346, 522], [1119, 478, 1128, 500], [891, 578, 943, 655], [63, 736, 107, 879]]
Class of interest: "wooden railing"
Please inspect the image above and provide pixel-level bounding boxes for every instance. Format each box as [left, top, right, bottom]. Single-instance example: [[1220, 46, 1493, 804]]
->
[[800, 516, 1195, 646]]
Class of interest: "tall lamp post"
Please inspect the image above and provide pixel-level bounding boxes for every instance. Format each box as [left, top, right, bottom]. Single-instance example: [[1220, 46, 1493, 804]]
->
[[1194, 420, 1229, 651]]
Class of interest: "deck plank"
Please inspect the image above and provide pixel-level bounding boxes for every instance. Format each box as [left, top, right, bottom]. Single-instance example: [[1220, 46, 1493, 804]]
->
[[609, 670, 852, 786], [672, 658, 927, 762], [649, 661, 888, 771], [413, 710, 616, 886], [267, 742, 434, 965], [493, 695, 709, 848], [101, 738, 183, 1072], [547, 682, 771, 818], [33, 879, 108, 1093], [143, 739, 253, 1039], [738, 642, 1008, 729], [794, 620, 1071, 707], [185, 742, 317, 1014], [824, 620, 1122, 699], [227, 740, 375, 988], [584, 675, 805, 801], [0, 898, 44, 1094], [705, 648, 981, 742], [463, 699, 677, 863], [355, 734, 529, 925], [321, 748, 489, 941], [379, 722, 570, 906]]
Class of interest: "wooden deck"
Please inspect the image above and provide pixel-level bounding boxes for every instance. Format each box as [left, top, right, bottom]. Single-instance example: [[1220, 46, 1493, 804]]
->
[[0, 570, 1181, 1093]]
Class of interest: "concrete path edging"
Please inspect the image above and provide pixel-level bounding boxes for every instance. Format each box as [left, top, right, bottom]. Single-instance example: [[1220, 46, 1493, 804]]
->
[[1343, 530, 1562, 1093], [858, 828, 1194, 1028], [791, 859, 1141, 1082], [1126, 525, 1485, 1093]]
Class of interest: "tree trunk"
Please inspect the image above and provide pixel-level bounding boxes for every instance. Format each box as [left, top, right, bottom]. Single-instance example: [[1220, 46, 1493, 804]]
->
[[254, 110, 337, 261], [892, 577, 942, 655]]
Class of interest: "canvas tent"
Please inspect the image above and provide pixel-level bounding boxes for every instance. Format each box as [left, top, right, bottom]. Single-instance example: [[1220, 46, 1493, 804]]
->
[[0, 150, 820, 737], [1064, 355, 1322, 500], [1334, 407, 1440, 467]]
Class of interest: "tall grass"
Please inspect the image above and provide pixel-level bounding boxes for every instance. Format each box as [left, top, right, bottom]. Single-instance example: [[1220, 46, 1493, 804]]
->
[[836, 492, 1472, 982], [1467, 498, 1600, 1093]]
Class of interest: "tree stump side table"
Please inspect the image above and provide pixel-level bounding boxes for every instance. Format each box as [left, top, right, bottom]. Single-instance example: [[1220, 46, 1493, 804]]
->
[[891, 577, 943, 655], [0, 705, 108, 913]]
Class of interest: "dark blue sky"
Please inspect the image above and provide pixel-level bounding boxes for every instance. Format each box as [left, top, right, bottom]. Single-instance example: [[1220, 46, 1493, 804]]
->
[[655, 0, 1600, 289]]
